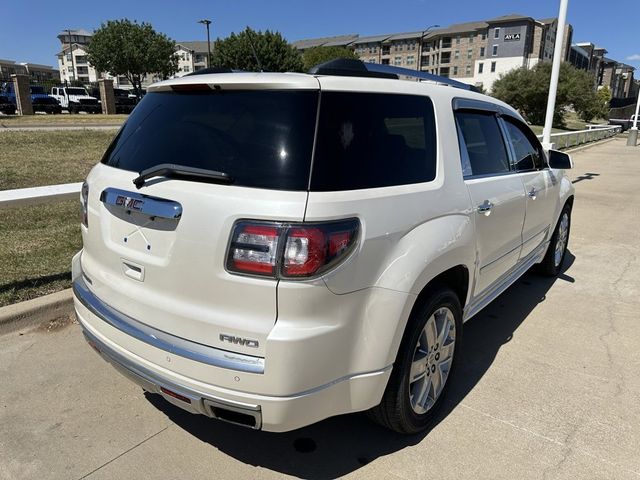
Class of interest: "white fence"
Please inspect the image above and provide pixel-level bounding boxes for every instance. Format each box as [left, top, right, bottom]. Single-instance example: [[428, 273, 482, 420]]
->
[[535, 125, 621, 149], [0, 126, 623, 209]]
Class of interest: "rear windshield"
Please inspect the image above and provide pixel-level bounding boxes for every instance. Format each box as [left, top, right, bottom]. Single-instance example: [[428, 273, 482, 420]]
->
[[101, 90, 318, 191]]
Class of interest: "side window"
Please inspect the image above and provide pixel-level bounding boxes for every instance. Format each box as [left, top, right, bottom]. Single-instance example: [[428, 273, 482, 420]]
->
[[455, 111, 510, 177], [311, 92, 437, 191], [503, 118, 546, 171]]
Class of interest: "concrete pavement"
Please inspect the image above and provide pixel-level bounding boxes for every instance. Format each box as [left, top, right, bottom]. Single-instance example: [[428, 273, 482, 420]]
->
[[1, 137, 639, 480]]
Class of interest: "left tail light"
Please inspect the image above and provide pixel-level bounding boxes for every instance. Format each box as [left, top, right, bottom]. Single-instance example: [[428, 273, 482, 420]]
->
[[226, 218, 360, 279], [80, 181, 89, 227]]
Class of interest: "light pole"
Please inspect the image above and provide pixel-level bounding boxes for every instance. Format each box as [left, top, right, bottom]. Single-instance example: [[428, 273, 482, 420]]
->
[[67, 28, 76, 84], [418, 24, 440, 71], [626, 90, 640, 146], [542, 0, 569, 150], [198, 19, 212, 68]]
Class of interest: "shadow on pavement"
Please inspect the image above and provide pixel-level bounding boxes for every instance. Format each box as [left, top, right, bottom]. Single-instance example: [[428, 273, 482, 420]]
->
[[146, 252, 575, 479]]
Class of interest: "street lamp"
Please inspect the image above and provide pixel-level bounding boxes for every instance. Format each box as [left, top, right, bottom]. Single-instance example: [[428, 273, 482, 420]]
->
[[542, 0, 569, 149], [626, 90, 640, 146], [198, 19, 212, 68], [67, 28, 76, 84], [418, 24, 440, 71]]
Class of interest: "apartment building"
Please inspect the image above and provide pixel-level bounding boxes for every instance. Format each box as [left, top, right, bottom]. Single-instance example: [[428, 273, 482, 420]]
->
[[174, 42, 210, 76], [293, 14, 573, 92], [0, 59, 59, 82], [570, 42, 636, 98]]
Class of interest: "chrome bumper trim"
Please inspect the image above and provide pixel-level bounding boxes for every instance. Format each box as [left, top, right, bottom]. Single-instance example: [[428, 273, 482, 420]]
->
[[81, 326, 262, 429], [73, 277, 265, 374]]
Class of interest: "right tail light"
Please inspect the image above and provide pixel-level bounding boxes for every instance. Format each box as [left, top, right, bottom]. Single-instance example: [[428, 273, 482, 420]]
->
[[226, 218, 360, 279]]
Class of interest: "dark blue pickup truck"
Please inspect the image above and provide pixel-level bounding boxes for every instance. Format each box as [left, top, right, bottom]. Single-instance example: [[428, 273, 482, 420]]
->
[[1, 83, 62, 114]]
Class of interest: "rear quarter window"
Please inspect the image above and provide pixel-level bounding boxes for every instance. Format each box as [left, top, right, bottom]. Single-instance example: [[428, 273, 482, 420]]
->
[[310, 92, 437, 191]]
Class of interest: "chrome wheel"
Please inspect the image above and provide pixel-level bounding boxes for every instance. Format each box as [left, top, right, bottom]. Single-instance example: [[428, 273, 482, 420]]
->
[[409, 307, 456, 414], [554, 212, 569, 267]]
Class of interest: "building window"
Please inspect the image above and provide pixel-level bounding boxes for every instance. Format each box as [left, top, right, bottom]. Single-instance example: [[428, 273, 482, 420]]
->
[[469, 33, 475, 43], [467, 49, 473, 59], [440, 52, 451, 64], [478, 63, 484, 73], [394, 56, 402, 66], [66, 53, 72, 61], [183, 66, 190, 72], [77, 66, 89, 75], [406, 55, 415, 65], [382, 58, 390, 65], [75, 55, 87, 64], [369, 58, 377, 64], [453, 66, 458, 76], [480, 47, 485, 57], [481, 32, 487, 40], [494, 27, 500, 39], [382, 46, 390, 55], [492, 45, 498, 56], [466, 65, 471, 75], [454, 50, 460, 59], [440, 67, 450, 77], [441, 37, 452, 48], [422, 56, 430, 66], [67, 66, 73, 73], [456, 35, 461, 44], [491, 61, 496, 72]]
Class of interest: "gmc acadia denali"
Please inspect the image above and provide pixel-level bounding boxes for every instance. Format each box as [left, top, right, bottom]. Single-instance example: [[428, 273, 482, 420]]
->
[[72, 60, 574, 434]]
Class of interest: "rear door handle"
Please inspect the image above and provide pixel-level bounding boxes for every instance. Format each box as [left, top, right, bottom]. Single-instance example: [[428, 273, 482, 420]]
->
[[477, 200, 494, 216], [528, 188, 537, 200]]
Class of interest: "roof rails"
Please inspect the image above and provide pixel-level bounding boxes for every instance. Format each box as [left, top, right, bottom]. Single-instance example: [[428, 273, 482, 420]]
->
[[309, 58, 475, 91]]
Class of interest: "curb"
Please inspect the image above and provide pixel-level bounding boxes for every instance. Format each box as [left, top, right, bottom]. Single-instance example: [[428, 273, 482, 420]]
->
[[0, 288, 74, 335]]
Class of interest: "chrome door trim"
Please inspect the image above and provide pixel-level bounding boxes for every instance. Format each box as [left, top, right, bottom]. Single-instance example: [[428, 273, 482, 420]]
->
[[73, 276, 265, 374], [100, 187, 182, 220]]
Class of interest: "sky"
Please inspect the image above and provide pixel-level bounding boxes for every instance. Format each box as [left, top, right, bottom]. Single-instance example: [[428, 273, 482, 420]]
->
[[1, 0, 639, 70]]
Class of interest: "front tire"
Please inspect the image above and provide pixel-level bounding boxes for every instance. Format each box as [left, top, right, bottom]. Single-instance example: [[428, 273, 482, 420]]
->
[[368, 287, 462, 434], [539, 204, 571, 276]]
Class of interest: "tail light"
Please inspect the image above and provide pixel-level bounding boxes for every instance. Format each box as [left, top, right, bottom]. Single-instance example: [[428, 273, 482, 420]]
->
[[226, 219, 360, 279], [80, 181, 89, 227]]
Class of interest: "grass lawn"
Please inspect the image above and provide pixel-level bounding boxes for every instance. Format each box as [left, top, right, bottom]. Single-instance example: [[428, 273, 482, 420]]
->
[[529, 111, 609, 136], [0, 130, 116, 307], [0, 113, 127, 126]]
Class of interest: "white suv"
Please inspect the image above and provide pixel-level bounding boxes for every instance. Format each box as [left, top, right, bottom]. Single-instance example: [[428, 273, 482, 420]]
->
[[72, 60, 574, 434]]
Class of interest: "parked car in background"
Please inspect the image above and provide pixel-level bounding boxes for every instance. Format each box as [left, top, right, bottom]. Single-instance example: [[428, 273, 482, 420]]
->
[[29, 86, 62, 114], [609, 114, 638, 131], [73, 60, 575, 434], [113, 88, 137, 114], [51, 86, 101, 113], [1, 83, 62, 114], [0, 94, 16, 114]]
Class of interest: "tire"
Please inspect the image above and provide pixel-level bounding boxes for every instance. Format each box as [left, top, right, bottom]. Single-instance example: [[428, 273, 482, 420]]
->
[[539, 204, 571, 276], [368, 287, 463, 434]]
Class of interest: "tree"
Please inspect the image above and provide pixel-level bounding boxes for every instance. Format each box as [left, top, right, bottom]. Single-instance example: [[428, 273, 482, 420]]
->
[[87, 19, 177, 98], [211, 27, 303, 72], [491, 62, 601, 127], [301, 46, 358, 72]]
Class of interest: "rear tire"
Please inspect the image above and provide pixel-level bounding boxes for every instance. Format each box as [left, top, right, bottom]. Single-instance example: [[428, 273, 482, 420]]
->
[[539, 204, 571, 276], [368, 287, 462, 434]]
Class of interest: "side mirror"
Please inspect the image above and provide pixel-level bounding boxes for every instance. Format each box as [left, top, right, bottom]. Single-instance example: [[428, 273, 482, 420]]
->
[[548, 149, 573, 169]]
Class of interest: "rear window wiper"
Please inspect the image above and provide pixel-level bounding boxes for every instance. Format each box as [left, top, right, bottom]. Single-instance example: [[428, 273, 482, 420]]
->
[[133, 163, 234, 189]]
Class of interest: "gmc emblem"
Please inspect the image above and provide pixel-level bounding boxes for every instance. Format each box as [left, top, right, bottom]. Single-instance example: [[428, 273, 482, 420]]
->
[[219, 334, 259, 348], [115, 195, 144, 211]]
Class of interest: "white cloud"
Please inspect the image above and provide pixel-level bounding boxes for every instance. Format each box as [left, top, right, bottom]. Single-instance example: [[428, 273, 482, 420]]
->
[[626, 54, 640, 61]]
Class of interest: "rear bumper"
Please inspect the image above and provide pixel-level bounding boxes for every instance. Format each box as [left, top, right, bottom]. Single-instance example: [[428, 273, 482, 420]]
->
[[72, 250, 406, 431]]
